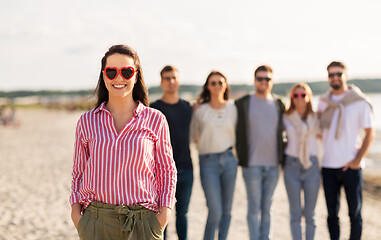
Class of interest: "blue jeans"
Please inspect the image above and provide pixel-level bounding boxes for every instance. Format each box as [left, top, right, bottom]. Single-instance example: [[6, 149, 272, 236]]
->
[[322, 168, 362, 240], [242, 166, 279, 240], [284, 155, 320, 240], [164, 168, 193, 240], [199, 149, 238, 240]]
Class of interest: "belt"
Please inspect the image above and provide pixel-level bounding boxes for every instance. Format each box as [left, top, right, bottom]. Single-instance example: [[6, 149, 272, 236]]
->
[[115, 205, 149, 232]]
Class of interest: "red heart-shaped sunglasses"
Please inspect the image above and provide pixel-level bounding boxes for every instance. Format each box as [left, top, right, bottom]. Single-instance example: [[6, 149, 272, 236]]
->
[[103, 67, 137, 80]]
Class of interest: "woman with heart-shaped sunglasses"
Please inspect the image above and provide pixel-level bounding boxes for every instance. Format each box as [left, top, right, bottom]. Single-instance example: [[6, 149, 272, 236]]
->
[[283, 82, 321, 240], [69, 44, 177, 240]]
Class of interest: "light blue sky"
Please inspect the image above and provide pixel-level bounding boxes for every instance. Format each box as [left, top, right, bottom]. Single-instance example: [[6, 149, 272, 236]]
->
[[1, 0, 380, 90]]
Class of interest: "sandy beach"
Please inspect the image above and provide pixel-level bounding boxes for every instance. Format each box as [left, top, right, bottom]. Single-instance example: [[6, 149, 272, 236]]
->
[[0, 109, 380, 240]]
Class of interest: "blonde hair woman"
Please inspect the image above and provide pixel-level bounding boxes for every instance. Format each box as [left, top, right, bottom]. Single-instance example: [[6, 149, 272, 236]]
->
[[283, 83, 320, 240]]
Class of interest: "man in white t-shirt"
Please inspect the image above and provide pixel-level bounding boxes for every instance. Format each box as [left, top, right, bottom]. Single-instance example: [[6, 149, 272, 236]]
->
[[318, 61, 374, 240]]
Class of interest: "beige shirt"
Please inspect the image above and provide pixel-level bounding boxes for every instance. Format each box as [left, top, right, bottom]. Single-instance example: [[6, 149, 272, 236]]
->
[[190, 100, 237, 155], [283, 112, 320, 169]]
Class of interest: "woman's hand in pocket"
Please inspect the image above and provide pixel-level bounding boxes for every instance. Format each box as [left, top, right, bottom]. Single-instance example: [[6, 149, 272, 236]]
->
[[156, 206, 171, 228], [71, 203, 83, 228]]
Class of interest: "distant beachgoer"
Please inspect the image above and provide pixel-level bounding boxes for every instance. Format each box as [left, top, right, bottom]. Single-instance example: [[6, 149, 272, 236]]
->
[[318, 61, 374, 240], [190, 71, 238, 240], [69, 44, 177, 240], [283, 83, 320, 240], [150, 65, 193, 240], [235, 65, 285, 240], [0, 105, 20, 127]]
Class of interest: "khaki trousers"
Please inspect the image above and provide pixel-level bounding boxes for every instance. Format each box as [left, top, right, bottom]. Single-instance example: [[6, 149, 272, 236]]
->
[[77, 202, 163, 240]]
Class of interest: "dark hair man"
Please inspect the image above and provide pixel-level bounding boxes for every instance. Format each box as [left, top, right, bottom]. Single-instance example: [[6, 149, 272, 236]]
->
[[150, 65, 193, 240], [235, 65, 285, 240], [318, 61, 374, 240]]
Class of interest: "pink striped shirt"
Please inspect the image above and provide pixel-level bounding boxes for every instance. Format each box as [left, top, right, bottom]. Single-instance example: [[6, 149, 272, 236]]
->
[[69, 102, 177, 211]]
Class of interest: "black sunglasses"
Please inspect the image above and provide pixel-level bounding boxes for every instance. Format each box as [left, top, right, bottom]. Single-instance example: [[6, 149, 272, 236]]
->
[[210, 80, 224, 86], [328, 72, 343, 78], [256, 77, 272, 82]]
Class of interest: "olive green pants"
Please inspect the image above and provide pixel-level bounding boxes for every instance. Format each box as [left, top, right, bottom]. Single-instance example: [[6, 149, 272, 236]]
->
[[76, 202, 163, 240]]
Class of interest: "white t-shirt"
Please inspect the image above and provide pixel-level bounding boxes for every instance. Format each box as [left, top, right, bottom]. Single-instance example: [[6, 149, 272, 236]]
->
[[318, 93, 373, 168], [190, 100, 237, 155]]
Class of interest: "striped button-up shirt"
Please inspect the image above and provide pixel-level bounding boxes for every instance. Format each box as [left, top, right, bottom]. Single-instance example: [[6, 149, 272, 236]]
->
[[70, 102, 177, 211]]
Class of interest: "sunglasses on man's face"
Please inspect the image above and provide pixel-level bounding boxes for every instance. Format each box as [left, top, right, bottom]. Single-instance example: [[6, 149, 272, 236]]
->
[[256, 77, 272, 82], [209, 80, 224, 86], [328, 72, 343, 78], [104, 67, 136, 80], [292, 92, 307, 99]]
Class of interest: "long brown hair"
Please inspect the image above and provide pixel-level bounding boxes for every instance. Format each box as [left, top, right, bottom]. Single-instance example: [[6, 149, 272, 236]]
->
[[94, 44, 148, 108], [285, 82, 314, 120], [197, 71, 230, 103]]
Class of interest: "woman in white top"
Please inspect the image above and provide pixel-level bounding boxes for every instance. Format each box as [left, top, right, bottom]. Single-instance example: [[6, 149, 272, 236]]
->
[[191, 71, 238, 240], [283, 83, 320, 240]]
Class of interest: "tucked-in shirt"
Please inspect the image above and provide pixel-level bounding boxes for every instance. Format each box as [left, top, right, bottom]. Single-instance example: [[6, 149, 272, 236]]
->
[[190, 100, 237, 155], [318, 93, 374, 168], [150, 99, 193, 170], [69, 102, 177, 211], [248, 94, 278, 167]]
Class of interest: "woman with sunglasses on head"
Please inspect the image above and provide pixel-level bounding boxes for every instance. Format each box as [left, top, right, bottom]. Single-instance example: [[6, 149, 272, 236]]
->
[[283, 83, 320, 240], [69, 44, 177, 240], [190, 71, 238, 240]]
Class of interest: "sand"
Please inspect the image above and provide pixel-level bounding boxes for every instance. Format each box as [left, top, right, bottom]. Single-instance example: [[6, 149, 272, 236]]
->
[[0, 109, 380, 240]]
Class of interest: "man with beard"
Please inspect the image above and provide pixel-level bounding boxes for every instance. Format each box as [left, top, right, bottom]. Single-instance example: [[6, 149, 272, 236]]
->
[[150, 65, 193, 240], [235, 65, 285, 240], [318, 61, 374, 240]]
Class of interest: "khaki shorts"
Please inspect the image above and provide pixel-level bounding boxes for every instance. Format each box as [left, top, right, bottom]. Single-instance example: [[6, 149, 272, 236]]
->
[[77, 202, 163, 240]]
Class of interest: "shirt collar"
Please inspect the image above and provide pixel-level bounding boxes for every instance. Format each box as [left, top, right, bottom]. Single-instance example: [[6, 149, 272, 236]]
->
[[94, 101, 144, 117], [94, 102, 107, 114], [133, 101, 144, 117]]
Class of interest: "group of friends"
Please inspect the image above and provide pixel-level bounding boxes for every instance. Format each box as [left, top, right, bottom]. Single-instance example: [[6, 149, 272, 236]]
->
[[70, 44, 374, 240]]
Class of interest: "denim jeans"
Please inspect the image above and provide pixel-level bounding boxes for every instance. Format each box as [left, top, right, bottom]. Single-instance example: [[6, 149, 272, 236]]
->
[[164, 168, 194, 240], [175, 168, 193, 240], [242, 166, 279, 240], [199, 149, 238, 240], [284, 155, 320, 240], [322, 168, 363, 240]]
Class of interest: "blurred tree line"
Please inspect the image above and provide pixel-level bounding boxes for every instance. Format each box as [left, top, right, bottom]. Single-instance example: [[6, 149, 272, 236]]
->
[[1, 79, 381, 99]]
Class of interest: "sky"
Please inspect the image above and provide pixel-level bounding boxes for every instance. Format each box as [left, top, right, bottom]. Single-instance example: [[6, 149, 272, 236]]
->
[[1, 0, 381, 91]]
